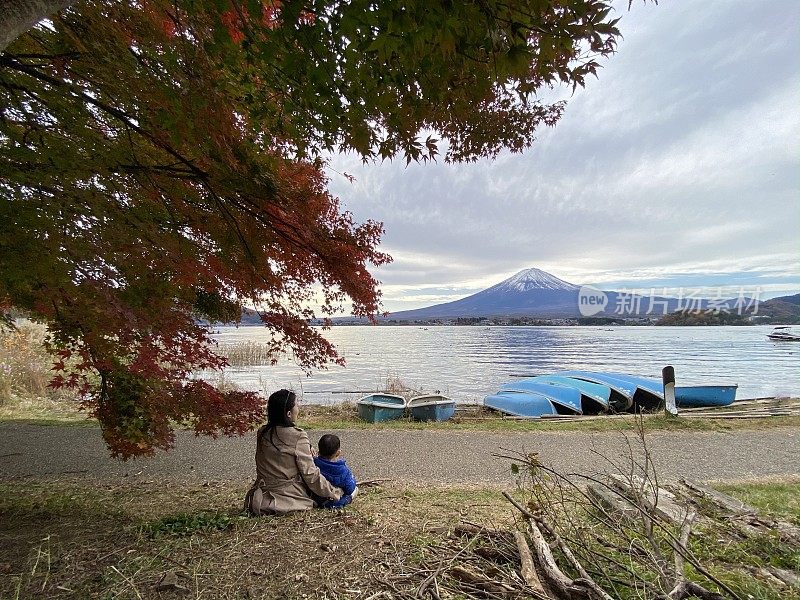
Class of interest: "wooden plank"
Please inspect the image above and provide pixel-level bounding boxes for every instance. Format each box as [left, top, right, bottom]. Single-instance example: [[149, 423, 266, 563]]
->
[[681, 480, 800, 544], [680, 479, 756, 516], [682, 410, 796, 418], [587, 484, 640, 522]]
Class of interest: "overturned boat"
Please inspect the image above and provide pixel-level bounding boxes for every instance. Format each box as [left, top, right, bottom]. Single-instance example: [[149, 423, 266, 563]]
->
[[499, 379, 583, 414], [483, 390, 559, 418], [485, 370, 737, 418]]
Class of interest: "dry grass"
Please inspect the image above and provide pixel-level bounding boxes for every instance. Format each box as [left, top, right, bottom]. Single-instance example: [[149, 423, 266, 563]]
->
[[2, 476, 797, 599], [216, 340, 274, 367], [0, 479, 513, 599], [0, 322, 83, 422]]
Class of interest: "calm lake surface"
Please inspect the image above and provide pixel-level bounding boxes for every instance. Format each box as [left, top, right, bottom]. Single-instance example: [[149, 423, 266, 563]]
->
[[210, 325, 800, 404]]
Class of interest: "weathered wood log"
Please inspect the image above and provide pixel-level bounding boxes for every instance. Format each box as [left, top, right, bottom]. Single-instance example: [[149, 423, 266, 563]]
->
[[681, 479, 800, 544], [513, 530, 547, 595], [587, 484, 639, 522], [767, 566, 800, 588], [525, 520, 592, 599], [606, 474, 689, 526]]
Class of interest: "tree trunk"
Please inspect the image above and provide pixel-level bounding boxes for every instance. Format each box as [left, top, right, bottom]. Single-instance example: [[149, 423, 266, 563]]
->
[[0, 0, 75, 52]]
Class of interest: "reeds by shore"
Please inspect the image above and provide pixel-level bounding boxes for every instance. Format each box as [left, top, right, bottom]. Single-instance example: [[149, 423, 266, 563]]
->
[[0, 320, 80, 418], [215, 340, 274, 367]]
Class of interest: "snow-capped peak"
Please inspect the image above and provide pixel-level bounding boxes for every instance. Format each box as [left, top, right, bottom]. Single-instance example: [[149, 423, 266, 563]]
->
[[496, 268, 579, 292]]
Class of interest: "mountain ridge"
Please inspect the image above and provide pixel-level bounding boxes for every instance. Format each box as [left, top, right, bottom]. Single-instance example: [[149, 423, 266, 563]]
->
[[383, 268, 797, 321]]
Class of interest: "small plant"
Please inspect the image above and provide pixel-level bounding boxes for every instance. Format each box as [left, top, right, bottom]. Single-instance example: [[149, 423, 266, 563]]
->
[[144, 510, 246, 537]]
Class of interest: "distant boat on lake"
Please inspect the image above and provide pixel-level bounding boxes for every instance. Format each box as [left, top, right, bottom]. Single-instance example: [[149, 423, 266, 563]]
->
[[357, 393, 406, 423], [767, 326, 800, 341]]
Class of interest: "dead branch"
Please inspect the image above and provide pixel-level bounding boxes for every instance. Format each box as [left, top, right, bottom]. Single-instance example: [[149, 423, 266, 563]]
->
[[525, 519, 583, 599], [512, 530, 546, 595], [668, 580, 727, 600], [449, 565, 515, 595]]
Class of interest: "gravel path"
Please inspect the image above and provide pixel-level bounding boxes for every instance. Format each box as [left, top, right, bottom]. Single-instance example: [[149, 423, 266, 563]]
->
[[1, 423, 798, 485]]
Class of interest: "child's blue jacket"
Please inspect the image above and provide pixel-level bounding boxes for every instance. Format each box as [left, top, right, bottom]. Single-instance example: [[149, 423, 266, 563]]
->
[[314, 456, 356, 508]]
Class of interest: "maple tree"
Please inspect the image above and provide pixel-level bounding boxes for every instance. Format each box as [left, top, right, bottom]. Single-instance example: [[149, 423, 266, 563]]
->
[[1, 0, 623, 457]]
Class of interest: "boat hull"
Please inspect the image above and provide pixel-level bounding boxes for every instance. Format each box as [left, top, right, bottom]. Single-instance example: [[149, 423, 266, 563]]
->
[[529, 375, 610, 414], [357, 393, 406, 423], [604, 372, 665, 412], [483, 391, 557, 418], [408, 395, 456, 422], [558, 371, 663, 412], [675, 385, 737, 408], [554, 371, 637, 412], [768, 334, 800, 341], [499, 380, 583, 414]]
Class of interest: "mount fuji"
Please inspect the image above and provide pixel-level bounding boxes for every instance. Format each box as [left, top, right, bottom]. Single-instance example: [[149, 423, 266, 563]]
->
[[387, 268, 588, 319]]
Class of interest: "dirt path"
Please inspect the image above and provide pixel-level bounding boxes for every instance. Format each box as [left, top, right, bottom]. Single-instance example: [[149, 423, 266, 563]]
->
[[1, 423, 798, 485]]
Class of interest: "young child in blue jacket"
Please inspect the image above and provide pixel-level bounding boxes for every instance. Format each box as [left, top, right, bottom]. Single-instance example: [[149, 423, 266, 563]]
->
[[313, 434, 358, 509]]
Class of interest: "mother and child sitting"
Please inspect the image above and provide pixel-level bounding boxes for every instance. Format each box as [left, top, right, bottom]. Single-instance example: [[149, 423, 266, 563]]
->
[[245, 389, 358, 516]]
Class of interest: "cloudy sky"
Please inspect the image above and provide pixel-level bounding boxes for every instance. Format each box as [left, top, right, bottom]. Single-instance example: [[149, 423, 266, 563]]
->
[[326, 0, 800, 313]]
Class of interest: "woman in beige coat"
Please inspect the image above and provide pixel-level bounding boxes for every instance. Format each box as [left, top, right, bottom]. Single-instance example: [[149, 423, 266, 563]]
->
[[246, 389, 341, 515]]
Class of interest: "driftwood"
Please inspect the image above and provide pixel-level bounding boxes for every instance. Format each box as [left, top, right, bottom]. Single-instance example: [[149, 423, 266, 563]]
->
[[499, 430, 745, 600], [513, 530, 546, 595], [765, 567, 800, 588], [606, 474, 692, 526], [503, 491, 604, 600], [681, 480, 755, 514], [587, 484, 640, 522], [681, 479, 800, 544]]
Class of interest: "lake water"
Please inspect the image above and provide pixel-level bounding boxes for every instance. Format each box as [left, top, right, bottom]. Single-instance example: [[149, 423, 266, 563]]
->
[[210, 325, 800, 404]]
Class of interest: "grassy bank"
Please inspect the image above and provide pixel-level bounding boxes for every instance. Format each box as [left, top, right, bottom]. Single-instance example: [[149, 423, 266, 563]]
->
[[1, 478, 797, 599], [3, 401, 800, 435], [299, 402, 800, 433]]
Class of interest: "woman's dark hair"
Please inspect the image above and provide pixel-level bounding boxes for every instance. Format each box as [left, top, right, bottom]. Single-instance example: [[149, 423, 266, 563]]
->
[[262, 389, 296, 450], [266, 389, 296, 427], [317, 434, 340, 458]]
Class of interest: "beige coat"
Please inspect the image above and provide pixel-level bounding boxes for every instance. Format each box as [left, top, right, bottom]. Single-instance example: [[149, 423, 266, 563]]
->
[[251, 425, 341, 514]]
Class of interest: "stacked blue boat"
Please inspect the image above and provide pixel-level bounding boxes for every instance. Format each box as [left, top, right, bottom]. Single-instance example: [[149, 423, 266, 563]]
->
[[483, 371, 737, 418]]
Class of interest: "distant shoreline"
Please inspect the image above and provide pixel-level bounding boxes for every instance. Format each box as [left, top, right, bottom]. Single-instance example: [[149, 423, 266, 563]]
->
[[220, 319, 789, 328]]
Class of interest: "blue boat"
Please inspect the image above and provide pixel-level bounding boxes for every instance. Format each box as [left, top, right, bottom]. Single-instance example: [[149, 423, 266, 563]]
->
[[483, 390, 558, 418], [529, 375, 610, 414], [554, 371, 638, 412], [499, 380, 583, 414], [408, 394, 456, 422], [675, 385, 737, 408], [357, 393, 406, 423]]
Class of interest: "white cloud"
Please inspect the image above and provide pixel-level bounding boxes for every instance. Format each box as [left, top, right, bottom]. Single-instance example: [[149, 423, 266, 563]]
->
[[326, 0, 800, 312]]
